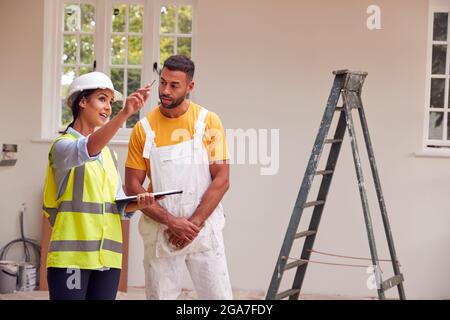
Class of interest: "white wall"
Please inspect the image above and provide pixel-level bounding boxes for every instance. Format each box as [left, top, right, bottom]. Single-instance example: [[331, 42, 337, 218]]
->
[[0, 0, 47, 261], [1, 0, 449, 299]]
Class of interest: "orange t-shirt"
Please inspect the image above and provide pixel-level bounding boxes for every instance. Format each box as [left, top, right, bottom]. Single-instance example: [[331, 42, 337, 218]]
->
[[125, 101, 229, 191]]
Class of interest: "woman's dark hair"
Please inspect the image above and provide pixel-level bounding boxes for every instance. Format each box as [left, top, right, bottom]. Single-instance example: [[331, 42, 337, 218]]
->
[[62, 89, 96, 134]]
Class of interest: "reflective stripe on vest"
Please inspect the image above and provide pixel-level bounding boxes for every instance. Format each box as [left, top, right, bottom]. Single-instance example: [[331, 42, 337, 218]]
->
[[44, 201, 119, 221], [49, 239, 122, 254]]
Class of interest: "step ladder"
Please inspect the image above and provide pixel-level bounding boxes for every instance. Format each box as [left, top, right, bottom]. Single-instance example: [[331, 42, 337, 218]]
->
[[266, 70, 405, 300]]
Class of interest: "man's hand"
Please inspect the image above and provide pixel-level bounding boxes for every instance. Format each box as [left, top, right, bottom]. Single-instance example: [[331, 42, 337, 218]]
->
[[166, 216, 205, 250], [165, 229, 191, 250], [167, 216, 201, 242]]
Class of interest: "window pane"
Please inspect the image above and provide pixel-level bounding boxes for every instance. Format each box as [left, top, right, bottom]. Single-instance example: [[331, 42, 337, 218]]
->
[[111, 100, 123, 119], [177, 37, 192, 57], [433, 12, 448, 41], [61, 66, 76, 98], [61, 103, 73, 127], [127, 109, 140, 128], [111, 68, 124, 118], [432, 45, 447, 75], [111, 68, 124, 94], [178, 6, 192, 34], [112, 5, 126, 32], [128, 36, 142, 65], [160, 37, 174, 65], [64, 4, 81, 32], [61, 66, 77, 126], [111, 36, 126, 65], [126, 69, 141, 128], [79, 66, 93, 75], [447, 113, 450, 140], [127, 68, 141, 94], [129, 5, 143, 33], [161, 5, 176, 34], [81, 4, 95, 33], [430, 78, 446, 108], [80, 35, 94, 65], [63, 35, 77, 64], [429, 112, 444, 139]]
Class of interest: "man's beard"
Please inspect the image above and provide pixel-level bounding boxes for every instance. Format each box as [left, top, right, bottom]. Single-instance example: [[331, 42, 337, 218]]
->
[[159, 94, 186, 109]]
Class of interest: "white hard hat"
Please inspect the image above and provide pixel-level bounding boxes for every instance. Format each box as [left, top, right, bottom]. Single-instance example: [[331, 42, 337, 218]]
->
[[66, 71, 123, 107]]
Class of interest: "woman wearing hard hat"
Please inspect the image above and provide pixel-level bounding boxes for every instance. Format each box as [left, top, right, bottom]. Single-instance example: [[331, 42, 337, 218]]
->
[[42, 71, 154, 300]]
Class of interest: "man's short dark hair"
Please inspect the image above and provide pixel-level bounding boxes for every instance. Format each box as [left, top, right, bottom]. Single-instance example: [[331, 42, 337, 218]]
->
[[162, 55, 195, 80]]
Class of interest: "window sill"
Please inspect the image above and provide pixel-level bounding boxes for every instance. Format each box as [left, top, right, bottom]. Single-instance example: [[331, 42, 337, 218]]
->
[[414, 149, 450, 158], [31, 137, 130, 146]]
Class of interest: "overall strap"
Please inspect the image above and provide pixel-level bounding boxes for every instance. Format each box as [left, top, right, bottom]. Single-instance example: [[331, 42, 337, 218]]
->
[[194, 107, 209, 149], [140, 117, 155, 159]]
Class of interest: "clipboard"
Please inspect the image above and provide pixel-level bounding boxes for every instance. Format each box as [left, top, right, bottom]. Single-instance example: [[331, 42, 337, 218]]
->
[[116, 189, 183, 206]]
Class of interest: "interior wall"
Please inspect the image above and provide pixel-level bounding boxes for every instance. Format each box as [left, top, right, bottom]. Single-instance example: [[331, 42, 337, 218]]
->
[[0, 0, 47, 263]]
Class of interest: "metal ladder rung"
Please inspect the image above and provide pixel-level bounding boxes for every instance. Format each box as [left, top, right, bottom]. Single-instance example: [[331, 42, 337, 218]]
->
[[275, 288, 301, 300], [315, 170, 334, 176], [285, 259, 307, 271], [303, 200, 325, 208], [294, 230, 316, 239], [381, 274, 404, 291], [324, 139, 343, 144]]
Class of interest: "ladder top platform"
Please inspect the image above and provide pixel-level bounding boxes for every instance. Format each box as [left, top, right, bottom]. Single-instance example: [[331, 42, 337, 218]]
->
[[333, 70, 368, 92], [333, 69, 368, 76]]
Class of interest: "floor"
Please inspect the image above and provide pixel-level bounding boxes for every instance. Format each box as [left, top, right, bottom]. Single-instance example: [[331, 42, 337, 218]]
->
[[0, 287, 376, 300]]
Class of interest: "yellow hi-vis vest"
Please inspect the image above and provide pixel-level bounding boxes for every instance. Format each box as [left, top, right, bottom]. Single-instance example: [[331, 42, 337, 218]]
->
[[42, 133, 123, 269]]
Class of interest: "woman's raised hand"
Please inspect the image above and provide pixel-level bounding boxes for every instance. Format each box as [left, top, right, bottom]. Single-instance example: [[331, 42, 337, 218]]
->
[[123, 83, 152, 116]]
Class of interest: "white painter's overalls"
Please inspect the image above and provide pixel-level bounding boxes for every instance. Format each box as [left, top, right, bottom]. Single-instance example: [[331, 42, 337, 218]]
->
[[138, 107, 233, 300]]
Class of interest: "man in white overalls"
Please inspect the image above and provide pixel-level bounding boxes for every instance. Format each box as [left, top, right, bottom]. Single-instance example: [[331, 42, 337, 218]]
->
[[125, 55, 233, 299]]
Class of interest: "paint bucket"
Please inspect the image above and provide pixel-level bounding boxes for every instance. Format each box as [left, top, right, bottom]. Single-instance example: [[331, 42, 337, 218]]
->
[[0, 261, 18, 294], [17, 262, 36, 291]]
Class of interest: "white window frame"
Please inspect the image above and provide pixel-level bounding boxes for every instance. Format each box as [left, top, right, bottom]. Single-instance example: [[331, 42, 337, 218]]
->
[[422, 0, 450, 155], [40, 0, 197, 142]]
